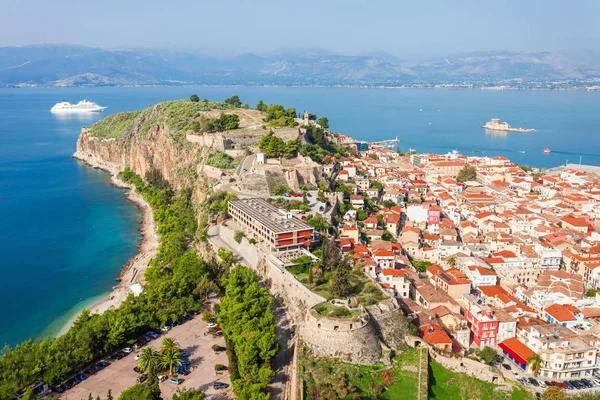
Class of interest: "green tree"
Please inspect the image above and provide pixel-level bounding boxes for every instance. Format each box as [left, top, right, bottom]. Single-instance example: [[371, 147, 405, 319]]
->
[[136, 347, 161, 376], [258, 130, 274, 152], [317, 116, 329, 129], [160, 337, 180, 353], [224, 95, 242, 107], [479, 346, 497, 363], [540, 386, 566, 400], [266, 136, 285, 157], [256, 100, 268, 112], [585, 288, 597, 297], [272, 184, 291, 196], [107, 389, 114, 400], [381, 199, 397, 209], [217, 265, 278, 399], [283, 139, 301, 159], [189, 94, 200, 102], [118, 383, 161, 400], [234, 230, 245, 243], [330, 266, 351, 298], [161, 348, 183, 376], [242, 102, 250, 109], [218, 247, 234, 268], [456, 165, 477, 182], [172, 389, 206, 400], [195, 275, 219, 299], [305, 214, 329, 232], [357, 209, 368, 221], [527, 353, 543, 377]]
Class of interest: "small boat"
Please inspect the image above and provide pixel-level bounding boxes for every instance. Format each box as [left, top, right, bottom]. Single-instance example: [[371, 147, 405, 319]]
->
[[543, 148, 551, 154], [518, 151, 526, 154]]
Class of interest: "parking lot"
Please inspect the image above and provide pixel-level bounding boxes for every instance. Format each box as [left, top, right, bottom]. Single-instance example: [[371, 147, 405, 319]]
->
[[53, 308, 232, 399], [499, 358, 600, 396]]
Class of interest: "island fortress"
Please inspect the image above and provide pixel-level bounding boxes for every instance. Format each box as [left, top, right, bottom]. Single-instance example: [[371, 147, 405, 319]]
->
[[482, 118, 535, 132]]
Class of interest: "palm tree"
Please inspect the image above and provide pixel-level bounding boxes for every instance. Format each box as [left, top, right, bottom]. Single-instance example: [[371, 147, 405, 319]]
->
[[160, 337, 180, 353], [161, 348, 183, 376], [446, 256, 456, 267], [136, 347, 161, 376], [527, 354, 543, 377]]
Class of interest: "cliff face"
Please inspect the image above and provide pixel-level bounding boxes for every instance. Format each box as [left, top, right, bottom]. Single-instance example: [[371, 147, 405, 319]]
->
[[75, 123, 203, 191]]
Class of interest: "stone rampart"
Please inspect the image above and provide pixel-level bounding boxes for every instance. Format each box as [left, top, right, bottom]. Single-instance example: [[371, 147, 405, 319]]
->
[[429, 351, 504, 384], [365, 298, 408, 351], [262, 257, 326, 322], [300, 307, 382, 365], [222, 127, 301, 150], [406, 336, 505, 384]]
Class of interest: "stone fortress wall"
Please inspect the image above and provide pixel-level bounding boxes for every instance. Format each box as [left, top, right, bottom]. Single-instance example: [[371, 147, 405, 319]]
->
[[211, 221, 407, 366], [187, 127, 301, 151], [300, 306, 382, 365]]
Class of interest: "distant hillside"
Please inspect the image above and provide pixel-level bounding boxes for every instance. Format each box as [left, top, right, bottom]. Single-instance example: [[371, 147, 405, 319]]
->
[[1, 45, 599, 87]]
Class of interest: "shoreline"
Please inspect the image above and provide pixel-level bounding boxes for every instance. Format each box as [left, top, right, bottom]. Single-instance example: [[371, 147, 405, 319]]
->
[[58, 151, 159, 334]]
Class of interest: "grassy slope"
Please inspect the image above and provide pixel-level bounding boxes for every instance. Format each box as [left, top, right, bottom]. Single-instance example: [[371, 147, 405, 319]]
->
[[299, 347, 534, 400], [88, 99, 234, 141], [429, 360, 532, 400]]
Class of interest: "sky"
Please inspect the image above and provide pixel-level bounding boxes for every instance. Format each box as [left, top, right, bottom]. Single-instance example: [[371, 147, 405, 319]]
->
[[1, 0, 599, 57]]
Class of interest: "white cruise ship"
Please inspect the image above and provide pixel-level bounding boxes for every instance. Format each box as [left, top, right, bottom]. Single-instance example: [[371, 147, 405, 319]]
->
[[50, 100, 107, 113]]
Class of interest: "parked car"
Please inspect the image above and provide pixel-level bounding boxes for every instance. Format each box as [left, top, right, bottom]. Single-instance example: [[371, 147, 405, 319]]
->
[[76, 373, 87, 381], [169, 376, 183, 385], [110, 351, 125, 360], [512, 370, 520, 379], [133, 366, 142, 374], [179, 368, 191, 376], [122, 347, 133, 354], [592, 378, 600, 386], [581, 379, 593, 388], [137, 375, 148, 383], [97, 361, 109, 369], [53, 385, 66, 393], [161, 326, 170, 332], [502, 363, 511, 370], [529, 378, 539, 387], [158, 375, 167, 382], [207, 323, 218, 329], [521, 377, 531, 385], [213, 382, 229, 390], [179, 350, 189, 357], [538, 380, 547, 388]]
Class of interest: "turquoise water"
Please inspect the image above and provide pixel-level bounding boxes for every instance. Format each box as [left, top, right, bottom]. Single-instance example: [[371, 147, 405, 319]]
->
[[1, 86, 599, 347]]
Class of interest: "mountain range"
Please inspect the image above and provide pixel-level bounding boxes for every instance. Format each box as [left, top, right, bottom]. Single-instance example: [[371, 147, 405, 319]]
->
[[1, 45, 600, 87]]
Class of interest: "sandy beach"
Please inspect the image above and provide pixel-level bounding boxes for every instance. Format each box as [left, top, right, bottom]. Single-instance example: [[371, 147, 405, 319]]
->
[[60, 151, 159, 334]]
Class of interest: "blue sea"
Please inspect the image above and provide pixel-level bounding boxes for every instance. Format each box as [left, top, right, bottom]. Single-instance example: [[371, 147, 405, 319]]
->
[[1, 86, 599, 347]]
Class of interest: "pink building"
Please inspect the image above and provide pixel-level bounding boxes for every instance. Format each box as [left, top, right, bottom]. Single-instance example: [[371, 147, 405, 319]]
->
[[464, 294, 499, 348], [428, 205, 441, 226]]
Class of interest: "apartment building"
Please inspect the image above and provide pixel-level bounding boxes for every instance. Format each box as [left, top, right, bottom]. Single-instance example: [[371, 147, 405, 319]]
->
[[464, 294, 499, 348], [228, 198, 313, 251]]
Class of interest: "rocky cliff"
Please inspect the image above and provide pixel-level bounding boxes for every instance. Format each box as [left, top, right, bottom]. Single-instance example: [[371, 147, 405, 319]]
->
[[74, 102, 211, 193]]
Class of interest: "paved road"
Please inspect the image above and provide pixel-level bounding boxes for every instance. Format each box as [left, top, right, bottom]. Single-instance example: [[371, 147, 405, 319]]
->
[[56, 302, 232, 400]]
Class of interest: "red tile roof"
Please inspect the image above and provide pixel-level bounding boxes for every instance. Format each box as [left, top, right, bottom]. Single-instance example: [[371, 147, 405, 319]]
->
[[498, 338, 535, 366], [420, 324, 453, 345]]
